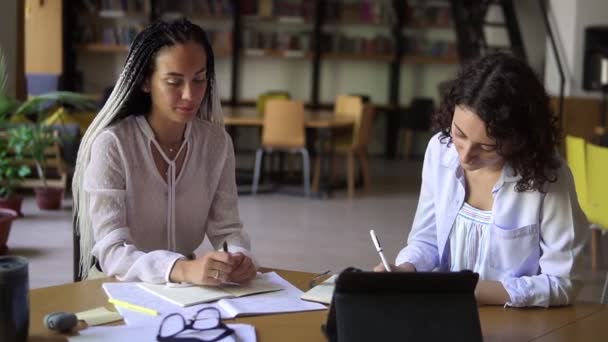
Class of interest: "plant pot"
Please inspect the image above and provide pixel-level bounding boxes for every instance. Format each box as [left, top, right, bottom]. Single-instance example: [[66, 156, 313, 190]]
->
[[0, 196, 24, 217], [34, 187, 63, 210], [0, 208, 18, 255]]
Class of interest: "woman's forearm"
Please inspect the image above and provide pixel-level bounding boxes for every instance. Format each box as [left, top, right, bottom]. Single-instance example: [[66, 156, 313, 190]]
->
[[475, 280, 511, 305]]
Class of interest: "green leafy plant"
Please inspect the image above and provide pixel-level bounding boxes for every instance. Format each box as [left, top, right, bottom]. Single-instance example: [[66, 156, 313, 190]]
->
[[9, 92, 96, 189], [0, 45, 31, 199], [0, 43, 96, 191], [8, 125, 56, 189], [0, 138, 31, 199]]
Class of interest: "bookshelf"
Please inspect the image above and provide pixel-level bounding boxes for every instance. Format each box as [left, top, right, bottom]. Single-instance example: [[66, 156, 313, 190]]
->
[[76, 43, 130, 53], [67, 0, 459, 103], [65, 0, 460, 156]]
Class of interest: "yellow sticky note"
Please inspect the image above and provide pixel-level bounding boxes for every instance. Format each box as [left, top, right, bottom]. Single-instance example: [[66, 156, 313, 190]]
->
[[76, 307, 122, 326]]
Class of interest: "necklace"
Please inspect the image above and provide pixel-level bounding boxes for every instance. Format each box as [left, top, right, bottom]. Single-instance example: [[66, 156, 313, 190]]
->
[[159, 141, 182, 155]]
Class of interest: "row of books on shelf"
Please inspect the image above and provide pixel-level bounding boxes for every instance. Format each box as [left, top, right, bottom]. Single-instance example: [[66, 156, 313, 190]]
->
[[77, 23, 142, 46], [403, 38, 457, 59], [242, 29, 311, 52], [326, 0, 395, 25], [208, 30, 233, 55], [404, 4, 452, 27], [156, 0, 234, 18], [241, 0, 315, 19], [81, 0, 149, 14], [321, 33, 393, 56]]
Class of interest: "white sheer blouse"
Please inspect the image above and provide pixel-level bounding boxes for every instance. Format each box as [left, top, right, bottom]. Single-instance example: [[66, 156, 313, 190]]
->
[[83, 115, 253, 283]]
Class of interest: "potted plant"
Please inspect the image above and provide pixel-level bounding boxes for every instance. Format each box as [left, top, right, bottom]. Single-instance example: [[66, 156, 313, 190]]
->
[[0, 207, 18, 255], [9, 124, 62, 209], [9, 92, 96, 210], [0, 136, 31, 216], [0, 45, 31, 215], [0, 47, 20, 253]]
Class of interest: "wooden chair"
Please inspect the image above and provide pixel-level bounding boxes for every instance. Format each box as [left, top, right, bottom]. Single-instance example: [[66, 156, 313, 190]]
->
[[313, 95, 374, 198], [585, 142, 608, 303], [252, 99, 310, 197], [398, 97, 434, 159]]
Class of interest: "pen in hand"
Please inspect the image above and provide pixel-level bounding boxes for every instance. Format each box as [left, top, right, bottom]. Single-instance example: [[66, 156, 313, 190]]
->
[[370, 229, 392, 272], [222, 241, 228, 253]]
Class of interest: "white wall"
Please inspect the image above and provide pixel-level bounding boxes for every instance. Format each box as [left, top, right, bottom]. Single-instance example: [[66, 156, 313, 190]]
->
[[572, 0, 608, 96], [239, 57, 310, 101], [544, 0, 608, 97], [514, 0, 547, 76], [0, 1, 19, 97]]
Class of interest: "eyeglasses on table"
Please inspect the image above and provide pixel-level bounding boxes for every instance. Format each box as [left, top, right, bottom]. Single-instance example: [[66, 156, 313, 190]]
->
[[157, 307, 235, 342]]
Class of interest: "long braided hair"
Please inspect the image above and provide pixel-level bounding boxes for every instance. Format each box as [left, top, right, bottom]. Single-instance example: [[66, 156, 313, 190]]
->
[[72, 18, 222, 279]]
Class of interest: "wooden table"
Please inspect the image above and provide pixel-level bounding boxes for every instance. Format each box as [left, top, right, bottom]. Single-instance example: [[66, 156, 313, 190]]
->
[[223, 107, 355, 198], [29, 269, 608, 342], [223, 107, 355, 129]]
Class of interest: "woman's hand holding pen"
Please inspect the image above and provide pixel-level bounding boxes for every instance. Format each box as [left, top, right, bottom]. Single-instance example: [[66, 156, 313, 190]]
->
[[373, 262, 417, 273], [226, 252, 256, 283], [169, 251, 256, 285], [170, 251, 234, 286]]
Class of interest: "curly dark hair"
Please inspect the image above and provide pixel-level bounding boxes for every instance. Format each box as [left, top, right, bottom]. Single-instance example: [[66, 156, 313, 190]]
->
[[433, 53, 561, 192]]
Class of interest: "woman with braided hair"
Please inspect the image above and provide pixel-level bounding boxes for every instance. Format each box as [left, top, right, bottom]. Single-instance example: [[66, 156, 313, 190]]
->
[[73, 19, 256, 285]]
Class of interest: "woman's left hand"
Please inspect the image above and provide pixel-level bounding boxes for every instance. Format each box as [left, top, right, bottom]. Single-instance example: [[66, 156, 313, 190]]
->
[[227, 253, 257, 283]]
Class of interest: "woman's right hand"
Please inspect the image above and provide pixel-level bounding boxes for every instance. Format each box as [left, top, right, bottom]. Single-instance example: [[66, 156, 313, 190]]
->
[[373, 262, 416, 273], [169, 251, 234, 286]]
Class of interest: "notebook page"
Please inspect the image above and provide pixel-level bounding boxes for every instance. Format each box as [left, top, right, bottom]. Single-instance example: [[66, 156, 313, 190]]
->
[[102, 283, 229, 325], [300, 274, 336, 305], [138, 283, 232, 307], [221, 273, 284, 297], [218, 272, 326, 317]]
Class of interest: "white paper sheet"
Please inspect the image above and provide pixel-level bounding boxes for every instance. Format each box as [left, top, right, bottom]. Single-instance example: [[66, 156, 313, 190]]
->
[[68, 321, 256, 342]]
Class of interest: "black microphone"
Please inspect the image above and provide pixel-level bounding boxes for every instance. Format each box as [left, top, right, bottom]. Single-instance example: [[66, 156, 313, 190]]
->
[[43, 312, 78, 333]]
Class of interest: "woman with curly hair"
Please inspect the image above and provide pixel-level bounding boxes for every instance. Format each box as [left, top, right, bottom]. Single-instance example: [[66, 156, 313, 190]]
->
[[375, 53, 588, 307]]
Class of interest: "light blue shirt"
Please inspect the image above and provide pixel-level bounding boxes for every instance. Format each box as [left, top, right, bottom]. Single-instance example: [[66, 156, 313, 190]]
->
[[396, 133, 588, 307]]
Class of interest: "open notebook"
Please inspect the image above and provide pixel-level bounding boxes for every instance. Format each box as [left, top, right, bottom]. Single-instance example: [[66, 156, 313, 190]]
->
[[138, 276, 283, 307], [300, 275, 336, 305], [103, 272, 326, 325]]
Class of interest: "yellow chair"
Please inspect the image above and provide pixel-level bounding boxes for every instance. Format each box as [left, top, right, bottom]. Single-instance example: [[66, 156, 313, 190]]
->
[[565, 136, 591, 219], [566, 136, 599, 270], [256, 91, 290, 115], [313, 95, 373, 198], [585, 142, 608, 303], [252, 99, 310, 197]]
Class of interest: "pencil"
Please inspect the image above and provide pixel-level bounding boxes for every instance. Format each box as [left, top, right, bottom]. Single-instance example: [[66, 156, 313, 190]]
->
[[108, 298, 158, 316]]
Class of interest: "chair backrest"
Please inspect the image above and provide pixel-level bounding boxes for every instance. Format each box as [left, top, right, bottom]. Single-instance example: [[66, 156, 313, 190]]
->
[[262, 99, 305, 148], [356, 104, 375, 148], [335, 95, 366, 147], [586, 143, 608, 228], [402, 97, 434, 130], [256, 91, 291, 115], [565, 135, 591, 218]]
